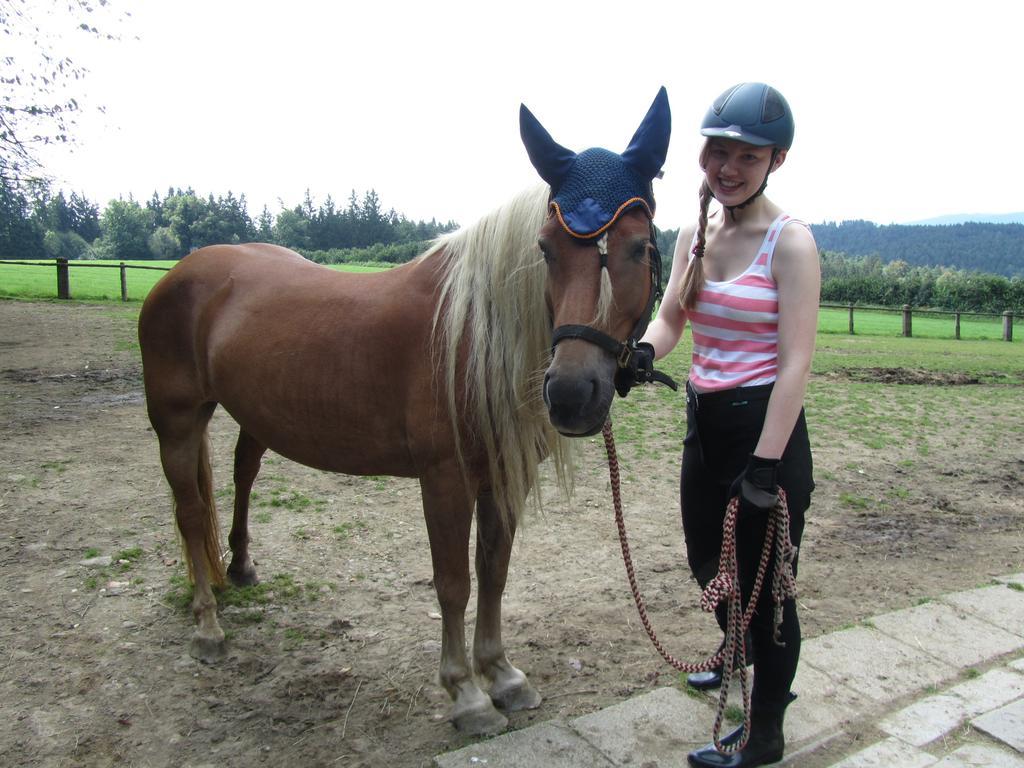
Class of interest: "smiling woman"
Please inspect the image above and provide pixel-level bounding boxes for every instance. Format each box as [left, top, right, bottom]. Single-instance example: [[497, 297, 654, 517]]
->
[[628, 82, 819, 768]]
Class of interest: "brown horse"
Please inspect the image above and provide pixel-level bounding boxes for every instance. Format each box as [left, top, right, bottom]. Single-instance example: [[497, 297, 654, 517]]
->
[[140, 91, 670, 735]]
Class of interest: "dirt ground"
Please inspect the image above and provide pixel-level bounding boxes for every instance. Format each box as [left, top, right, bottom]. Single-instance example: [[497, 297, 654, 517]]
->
[[1, 300, 1021, 768]]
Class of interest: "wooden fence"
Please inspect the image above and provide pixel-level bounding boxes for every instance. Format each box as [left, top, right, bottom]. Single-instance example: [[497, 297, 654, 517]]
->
[[820, 302, 1015, 342], [0, 259, 1017, 342], [0, 257, 172, 302]]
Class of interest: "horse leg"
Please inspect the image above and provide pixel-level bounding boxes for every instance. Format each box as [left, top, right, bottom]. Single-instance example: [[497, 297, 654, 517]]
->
[[226, 429, 266, 587], [154, 403, 227, 663], [473, 490, 541, 712], [420, 469, 508, 734]]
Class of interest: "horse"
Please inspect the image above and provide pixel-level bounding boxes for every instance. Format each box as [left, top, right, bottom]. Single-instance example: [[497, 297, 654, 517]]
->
[[138, 88, 670, 735]]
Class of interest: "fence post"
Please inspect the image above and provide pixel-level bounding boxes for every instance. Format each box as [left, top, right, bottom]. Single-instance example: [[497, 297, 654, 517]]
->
[[954, 312, 961, 340], [902, 304, 912, 337], [120, 262, 128, 302], [847, 302, 855, 334], [1004, 311, 1014, 342], [56, 258, 70, 299]]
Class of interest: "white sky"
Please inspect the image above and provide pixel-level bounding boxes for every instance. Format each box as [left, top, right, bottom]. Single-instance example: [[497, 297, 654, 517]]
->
[[35, 0, 1022, 229]]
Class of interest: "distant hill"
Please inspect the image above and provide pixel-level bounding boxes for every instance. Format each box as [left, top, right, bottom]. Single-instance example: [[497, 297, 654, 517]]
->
[[905, 212, 1024, 226], [809, 220, 1024, 278]]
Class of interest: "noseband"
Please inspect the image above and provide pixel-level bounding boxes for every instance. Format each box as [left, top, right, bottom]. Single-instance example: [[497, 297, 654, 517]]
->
[[549, 219, 663, 369]]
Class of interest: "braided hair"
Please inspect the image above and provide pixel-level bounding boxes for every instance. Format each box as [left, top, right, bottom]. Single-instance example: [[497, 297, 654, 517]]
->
[[678, 143, 715, 311]]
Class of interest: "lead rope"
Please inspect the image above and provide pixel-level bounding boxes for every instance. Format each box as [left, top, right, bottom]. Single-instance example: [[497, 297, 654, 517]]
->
[[601, 419, 797, 754]]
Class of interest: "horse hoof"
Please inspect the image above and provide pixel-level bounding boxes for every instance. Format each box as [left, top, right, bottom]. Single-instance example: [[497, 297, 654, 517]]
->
[[227, 565, 259, 587], [491, 679, 542, 712], [190, 633, 227, 664], [452, 704, 508, 736]]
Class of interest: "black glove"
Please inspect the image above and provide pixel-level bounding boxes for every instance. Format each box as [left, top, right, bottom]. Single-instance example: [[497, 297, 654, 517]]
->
[[730, 454, 781, 514], [614, 342, 679, 397]]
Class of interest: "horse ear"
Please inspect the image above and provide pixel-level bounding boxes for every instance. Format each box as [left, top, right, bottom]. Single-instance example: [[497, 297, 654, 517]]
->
[[621, 86, 671, 180], [520, 103, 577, 191]]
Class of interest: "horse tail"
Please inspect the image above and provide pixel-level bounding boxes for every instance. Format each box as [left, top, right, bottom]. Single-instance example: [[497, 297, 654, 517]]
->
[[197, 430, 225, 586], [183, 428, 226, 587]]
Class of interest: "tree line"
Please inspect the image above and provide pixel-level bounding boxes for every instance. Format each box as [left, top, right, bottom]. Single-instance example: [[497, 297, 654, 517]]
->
[[2, 179, 1022, 313], [0, 177, 459, 263], [656, 228, 1023, 314], [817, 251, 1023, 315], [811, 219, 1024, 279]]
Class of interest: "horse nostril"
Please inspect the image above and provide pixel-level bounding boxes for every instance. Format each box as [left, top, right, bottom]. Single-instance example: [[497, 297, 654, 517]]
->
[[544, 372, 596, 413]]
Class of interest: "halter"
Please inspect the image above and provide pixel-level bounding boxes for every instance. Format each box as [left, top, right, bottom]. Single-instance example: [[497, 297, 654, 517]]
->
[[549, 218, 663, 369]]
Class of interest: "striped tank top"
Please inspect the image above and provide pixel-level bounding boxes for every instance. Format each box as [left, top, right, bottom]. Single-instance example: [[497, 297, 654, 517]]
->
[[687, 213, 802, 392]]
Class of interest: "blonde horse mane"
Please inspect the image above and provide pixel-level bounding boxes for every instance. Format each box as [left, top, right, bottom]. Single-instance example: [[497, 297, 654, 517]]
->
[[426, 184, 574, 526]]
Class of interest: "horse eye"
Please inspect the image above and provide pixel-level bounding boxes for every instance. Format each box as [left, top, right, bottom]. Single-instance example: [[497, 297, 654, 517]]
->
[[631, 241, 650, 262]]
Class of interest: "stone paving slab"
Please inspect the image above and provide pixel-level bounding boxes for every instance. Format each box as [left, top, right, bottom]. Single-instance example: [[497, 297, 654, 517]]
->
[[800, 626, 958, 703], [939, 583, 1024, 636], [827, 736, 936, 767], [572, 687, 710, 767], [971, 697, 1024, 752], [877, 666, 1024, 749], [433, 721, 614, 768], [878, 693, 968, 747], [869, 600, 1023, 668], [788, 662, 872, 744], [946, 667, 1024, 715], [934, 744, 1024, 767]]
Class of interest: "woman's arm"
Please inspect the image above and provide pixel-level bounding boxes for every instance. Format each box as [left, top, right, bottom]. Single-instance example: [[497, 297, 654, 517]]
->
[[642, 223, 695, 358], [754, 222, 820, 459]]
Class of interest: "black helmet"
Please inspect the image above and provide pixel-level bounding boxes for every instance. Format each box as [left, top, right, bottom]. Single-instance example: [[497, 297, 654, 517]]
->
[[700, 82, 794, 150]]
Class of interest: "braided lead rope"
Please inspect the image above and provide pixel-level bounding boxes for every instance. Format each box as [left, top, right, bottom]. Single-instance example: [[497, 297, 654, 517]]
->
[[601, 419, 797, 755]]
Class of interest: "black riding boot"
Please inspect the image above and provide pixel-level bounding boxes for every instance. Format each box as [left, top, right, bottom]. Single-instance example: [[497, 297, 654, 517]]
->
[[687, 693, 795, 768]]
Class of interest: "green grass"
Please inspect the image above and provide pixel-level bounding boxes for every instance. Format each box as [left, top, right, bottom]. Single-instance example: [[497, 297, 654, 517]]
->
[[818, 305, 1013, 341], [0, 259, 177, 301], [333, 520, 369, 541], [812, 331, 1024, 379], [164, 572, 322, 613], [80, 545, 144, 590], [0, 259, 394, 302]]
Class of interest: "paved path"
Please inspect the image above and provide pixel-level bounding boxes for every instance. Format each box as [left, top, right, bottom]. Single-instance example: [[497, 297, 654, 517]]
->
[[434, 573, 1024, 767]]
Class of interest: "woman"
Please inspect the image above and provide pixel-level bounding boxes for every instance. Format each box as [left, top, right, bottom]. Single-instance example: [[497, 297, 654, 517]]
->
[[624, 82, 819, 768]]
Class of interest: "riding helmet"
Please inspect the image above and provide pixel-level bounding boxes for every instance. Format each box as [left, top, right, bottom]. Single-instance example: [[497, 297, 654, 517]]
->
[[700, 82, 794, 150]]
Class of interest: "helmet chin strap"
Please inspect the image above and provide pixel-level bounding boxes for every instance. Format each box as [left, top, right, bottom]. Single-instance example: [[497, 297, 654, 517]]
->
[[721, 148, 779, 220]]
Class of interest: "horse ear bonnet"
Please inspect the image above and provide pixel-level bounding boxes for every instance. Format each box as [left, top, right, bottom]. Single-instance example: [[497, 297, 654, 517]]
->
[[520, 86, 671, 238]]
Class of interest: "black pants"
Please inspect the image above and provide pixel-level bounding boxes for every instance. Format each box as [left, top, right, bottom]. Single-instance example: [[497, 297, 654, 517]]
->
[[681, 381, 814, 707]]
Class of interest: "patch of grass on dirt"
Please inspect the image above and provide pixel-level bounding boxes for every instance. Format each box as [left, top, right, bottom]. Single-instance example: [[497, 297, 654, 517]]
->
[[805, 375, 1024, 460], [219, 573, 319, 607], [164, 572, 323, 613], [256, 486, 326, 513], [81, 546, 143, 591], [334, 520, 369, 541], [838, 493, 871, 510], [812, 333, 1024, 381], [116, 547, 144, 571], [165, 574, 192, 611]]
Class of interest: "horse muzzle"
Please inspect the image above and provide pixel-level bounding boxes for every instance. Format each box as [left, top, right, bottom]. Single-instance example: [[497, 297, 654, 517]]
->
[[543, 353, 615, 437]]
